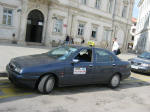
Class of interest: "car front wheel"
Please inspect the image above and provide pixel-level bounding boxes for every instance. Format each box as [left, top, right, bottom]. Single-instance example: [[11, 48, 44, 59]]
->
[[109, 74, 120, 88], [38, 75, 55, 94]]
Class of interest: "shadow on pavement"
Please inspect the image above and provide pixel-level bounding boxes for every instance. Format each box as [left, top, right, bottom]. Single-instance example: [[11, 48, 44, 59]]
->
[[131, 71, 150, 76], [0, 72, 7, 77], [0, 78, 40, 103], [52, 77, 150, 95], [0, 75, 150, 103]]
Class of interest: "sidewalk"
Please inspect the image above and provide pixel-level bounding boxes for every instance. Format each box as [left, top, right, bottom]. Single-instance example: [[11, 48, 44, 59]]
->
[[0, 44, 137, 76], [118, 53, 137, 61], [0, 44, 49, 73]]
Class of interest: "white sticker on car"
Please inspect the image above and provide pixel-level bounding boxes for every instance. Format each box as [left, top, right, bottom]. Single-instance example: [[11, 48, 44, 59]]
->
[[74, 67, 86, 75]]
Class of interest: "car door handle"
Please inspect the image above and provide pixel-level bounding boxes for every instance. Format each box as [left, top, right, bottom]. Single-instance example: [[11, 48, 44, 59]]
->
[[89, 64, 93, 67], [112, 64, 116, 66]]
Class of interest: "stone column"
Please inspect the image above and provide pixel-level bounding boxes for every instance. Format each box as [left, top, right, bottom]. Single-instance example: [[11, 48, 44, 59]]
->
[[45, 6, 52, 47], [17, 0, 28, 46], [70, 14, 77, 38], [66, 9, 73, 36]]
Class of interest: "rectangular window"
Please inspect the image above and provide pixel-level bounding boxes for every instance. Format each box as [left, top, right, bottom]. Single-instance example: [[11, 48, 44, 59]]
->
[[108, 0, 113, 13], [53, 19, 63, 33], [3, 8, 13, 25], [103, 29, 110, 42], [78, 23, 85, 36], [122, 6, 127, 18], [95, 49, 114, 62], [81, 0, 87, 5], [95, 0, 101, 9], [132, 36, 134, 41], [91, 26, 98, 38]]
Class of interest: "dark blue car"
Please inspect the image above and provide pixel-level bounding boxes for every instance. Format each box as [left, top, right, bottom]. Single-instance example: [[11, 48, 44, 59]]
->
[[6, 45, 130, 94], [129, 52, 150, 74]]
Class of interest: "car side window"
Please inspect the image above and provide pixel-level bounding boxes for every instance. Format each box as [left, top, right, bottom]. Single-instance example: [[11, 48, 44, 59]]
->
[[95, 49, 114, 62], [75, 49, 92, 62]]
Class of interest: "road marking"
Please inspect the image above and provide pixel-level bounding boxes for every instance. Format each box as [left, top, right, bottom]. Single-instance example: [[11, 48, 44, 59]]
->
[[0, 78, 33, 99], [0, 72, 150, 100], [131, 73, 150, 82], [0, 92, 32, 99], [0, 87, 33, 99]]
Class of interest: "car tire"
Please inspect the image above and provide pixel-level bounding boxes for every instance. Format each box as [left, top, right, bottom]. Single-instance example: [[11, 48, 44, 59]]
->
[[109, 74, 120, 89], [38, 75, 55, 94]]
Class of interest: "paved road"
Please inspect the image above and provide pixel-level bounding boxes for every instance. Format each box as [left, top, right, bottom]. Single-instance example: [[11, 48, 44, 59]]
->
[[0, 44, 150, 112], [0, 74, 150, 112]]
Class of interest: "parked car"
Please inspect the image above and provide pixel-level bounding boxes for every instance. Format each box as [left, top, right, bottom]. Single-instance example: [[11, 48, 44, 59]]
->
[[128, 52, 150, 74], [6, 45, 131, 94]]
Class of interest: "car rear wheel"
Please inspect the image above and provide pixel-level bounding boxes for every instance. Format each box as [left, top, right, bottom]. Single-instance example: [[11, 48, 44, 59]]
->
[[38, 75, 55, 94], [109, 74, 120, 88]]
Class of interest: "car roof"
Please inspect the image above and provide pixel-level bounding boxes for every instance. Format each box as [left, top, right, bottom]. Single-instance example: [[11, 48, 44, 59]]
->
[[63, 45, 105, 50]]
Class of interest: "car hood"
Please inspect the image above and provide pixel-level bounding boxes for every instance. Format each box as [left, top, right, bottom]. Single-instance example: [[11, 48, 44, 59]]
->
[[129, 57, 150, 64], [12, 53, 57, 68]]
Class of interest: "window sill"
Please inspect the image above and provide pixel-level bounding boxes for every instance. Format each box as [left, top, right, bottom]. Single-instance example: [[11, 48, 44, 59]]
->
[[0, 24, 15, 29], [52, 32, 63, 36], [77, 35, 84, 38], [90, 37, 97, 41]]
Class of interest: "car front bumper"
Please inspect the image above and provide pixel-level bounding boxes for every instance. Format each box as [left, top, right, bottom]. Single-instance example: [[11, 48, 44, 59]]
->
[[131, 65, 150, 74], [6, 65, 39, 89]]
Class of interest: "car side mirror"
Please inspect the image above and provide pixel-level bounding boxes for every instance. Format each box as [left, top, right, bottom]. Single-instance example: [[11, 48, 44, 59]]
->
[[72, 59, 80, 64]]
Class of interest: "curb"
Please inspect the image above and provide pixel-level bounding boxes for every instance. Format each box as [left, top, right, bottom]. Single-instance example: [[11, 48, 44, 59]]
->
[[0, 72, 7, 77]]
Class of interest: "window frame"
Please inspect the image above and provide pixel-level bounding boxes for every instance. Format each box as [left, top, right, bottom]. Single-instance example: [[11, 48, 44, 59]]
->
[[103, 28, 111, 42], [77, 23, 85, 37], [2, 8, 13, 26], [122, 5, 128, 18], [95, 0, 101, 9], [52, 18, 63, 34], [81, 0, 87, 5], [94, 49, 115, 63], [91, 26, 98, 39], [108, 0, 113, 13], [74, 48, 94, 63]]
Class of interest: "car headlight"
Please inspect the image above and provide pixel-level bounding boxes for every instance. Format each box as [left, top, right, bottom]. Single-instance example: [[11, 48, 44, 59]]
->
[[141, 63, 150, 67], [15, 67, 22, 74]]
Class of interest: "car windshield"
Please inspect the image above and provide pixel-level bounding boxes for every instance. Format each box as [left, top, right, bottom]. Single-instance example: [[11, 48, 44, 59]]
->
[[138, 52, 150, 59], [47, 46, 78, 60]]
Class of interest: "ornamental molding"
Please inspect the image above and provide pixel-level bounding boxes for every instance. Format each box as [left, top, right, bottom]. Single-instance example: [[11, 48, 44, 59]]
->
[[0, 2, 18, 8]]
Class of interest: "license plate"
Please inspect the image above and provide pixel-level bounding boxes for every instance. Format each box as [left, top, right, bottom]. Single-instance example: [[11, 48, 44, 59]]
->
[[131, 65, 139, 69]]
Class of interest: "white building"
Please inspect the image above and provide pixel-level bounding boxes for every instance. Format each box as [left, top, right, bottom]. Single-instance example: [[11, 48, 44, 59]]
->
[[133, 0, 150, 52], [129, 17, 136, 50], [0, 0, 134, 51]]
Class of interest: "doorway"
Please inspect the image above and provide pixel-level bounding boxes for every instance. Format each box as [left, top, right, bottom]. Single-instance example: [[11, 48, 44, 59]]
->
[[25, 9, 44, 43]]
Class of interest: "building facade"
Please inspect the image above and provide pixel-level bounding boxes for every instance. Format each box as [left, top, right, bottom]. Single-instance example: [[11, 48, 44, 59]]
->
[[129, 17, 137, 50], [133, 0, 150, 52], [0, 0, 134, 51]]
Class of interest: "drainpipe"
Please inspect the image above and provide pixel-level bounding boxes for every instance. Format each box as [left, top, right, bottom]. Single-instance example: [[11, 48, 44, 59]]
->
[[109, 0, 116, 50], [44, 2, 50, 46], [17, 0, 23, 43]]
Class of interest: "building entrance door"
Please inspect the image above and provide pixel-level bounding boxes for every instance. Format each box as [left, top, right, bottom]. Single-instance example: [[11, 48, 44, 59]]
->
[[25, 9, 44, 43]]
